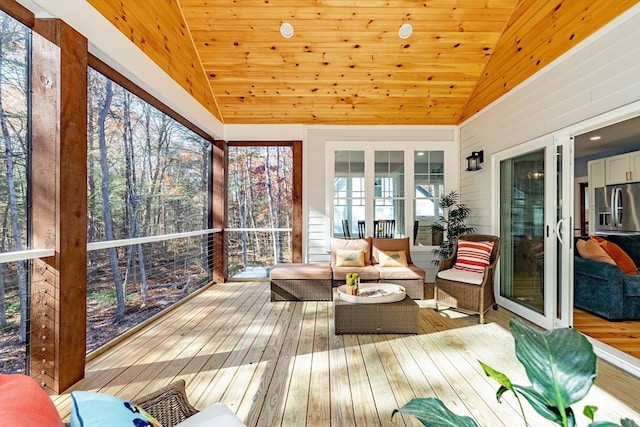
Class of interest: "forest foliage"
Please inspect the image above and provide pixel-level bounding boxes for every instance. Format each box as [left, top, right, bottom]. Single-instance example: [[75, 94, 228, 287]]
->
[[1, 8, 294, 373]]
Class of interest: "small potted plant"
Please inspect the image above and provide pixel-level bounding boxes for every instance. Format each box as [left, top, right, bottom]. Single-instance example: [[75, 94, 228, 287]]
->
[[345, 272, 360, 295]]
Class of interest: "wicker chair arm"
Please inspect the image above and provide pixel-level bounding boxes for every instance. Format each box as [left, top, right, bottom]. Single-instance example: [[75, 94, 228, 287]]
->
[[437, 255, 456, 272], [133, 380, 199, 427]]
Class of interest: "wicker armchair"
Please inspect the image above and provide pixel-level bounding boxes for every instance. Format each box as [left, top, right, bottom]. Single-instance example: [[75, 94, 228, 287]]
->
[[434, 234, 501, 324], [133, 380, 199, 427]]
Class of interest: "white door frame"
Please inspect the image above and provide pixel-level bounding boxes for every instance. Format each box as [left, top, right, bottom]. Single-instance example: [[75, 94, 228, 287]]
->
[[492, 134, 564, 331]]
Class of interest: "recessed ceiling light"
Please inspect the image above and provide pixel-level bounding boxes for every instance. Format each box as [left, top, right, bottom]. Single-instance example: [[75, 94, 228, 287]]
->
[[590, 136, 602, 141], [280, 23, 294, 39], [399, 23, 413, 39]]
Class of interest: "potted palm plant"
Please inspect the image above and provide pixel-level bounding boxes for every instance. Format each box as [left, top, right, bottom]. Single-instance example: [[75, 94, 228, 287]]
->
[[431, 190, 475, 262]]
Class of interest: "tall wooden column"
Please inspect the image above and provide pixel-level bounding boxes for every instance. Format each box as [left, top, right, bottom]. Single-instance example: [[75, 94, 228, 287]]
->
[[212, 140, 227, 283], [30, 19, 88, 393], [292, 140, 303, 263]]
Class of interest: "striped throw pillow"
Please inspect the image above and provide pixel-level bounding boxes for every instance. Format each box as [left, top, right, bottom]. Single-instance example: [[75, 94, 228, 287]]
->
[[453, 240, 494, 273]]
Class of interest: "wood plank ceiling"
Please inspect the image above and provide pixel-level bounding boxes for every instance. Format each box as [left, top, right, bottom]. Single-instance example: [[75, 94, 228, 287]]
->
[[88, 0, 637, 125]]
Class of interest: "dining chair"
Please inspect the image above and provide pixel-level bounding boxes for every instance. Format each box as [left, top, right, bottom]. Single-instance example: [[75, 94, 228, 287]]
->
[[373, 219, 395, 238], [357, 220, 366, 239], [341, 219, 351, 239]]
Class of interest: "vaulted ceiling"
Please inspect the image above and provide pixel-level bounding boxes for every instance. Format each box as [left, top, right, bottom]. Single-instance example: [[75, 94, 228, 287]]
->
[[88, 0, 636, 125]]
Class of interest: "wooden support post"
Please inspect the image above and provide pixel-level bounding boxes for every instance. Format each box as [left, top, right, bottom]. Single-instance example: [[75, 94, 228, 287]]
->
[[30, 19, 88, 393], [292, 140, 303, 263], [212, 140, 227, 283]]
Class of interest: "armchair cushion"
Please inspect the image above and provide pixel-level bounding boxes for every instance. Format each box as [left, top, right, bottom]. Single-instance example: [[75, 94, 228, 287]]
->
[[453, 240, 494, 273], [377, 250, 408, 267], [437, 268, 484, 285]]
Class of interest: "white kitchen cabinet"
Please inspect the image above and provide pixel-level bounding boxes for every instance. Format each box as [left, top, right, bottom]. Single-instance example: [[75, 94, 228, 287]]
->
[[605, 151, 640, 185], [632, 151, 640, 182], [587, 159, 605, 235], [588, 159, 605, 189]]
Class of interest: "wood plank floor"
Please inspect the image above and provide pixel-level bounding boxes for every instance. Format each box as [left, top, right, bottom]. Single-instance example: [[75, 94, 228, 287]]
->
[[573, 308, 640, 359], [52, 282, 640, 426]]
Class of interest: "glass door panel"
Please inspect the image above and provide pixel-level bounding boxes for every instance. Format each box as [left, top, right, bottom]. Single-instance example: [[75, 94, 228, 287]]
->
[[334, 150, 365, 237], [413, 150, 444, 246], [499, 149, 546, 314], [374, 150, 404, 237]]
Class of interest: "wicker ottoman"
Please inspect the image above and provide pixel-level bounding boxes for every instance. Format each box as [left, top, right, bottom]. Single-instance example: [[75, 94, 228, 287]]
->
[[270, 263, 333, 301], [333, 291, 419, 334]]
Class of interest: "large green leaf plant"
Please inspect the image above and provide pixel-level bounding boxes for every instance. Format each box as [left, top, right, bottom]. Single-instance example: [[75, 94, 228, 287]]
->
[[392, 318, 638, 427], [431, 190, 475, 262]]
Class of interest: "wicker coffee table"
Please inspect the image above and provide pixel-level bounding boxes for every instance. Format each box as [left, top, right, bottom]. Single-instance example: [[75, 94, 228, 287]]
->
[[333, 285, 419, 334]]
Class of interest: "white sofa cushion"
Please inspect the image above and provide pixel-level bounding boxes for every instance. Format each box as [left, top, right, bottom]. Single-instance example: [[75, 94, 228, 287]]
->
[[175, 402, 246, 427], [437, 268, 484, 285]]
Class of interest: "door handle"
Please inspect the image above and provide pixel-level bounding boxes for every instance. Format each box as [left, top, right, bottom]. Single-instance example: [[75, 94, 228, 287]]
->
[[556, 218, 565, 246]]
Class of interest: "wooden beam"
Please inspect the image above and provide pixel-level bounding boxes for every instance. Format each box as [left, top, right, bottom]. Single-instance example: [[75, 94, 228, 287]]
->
[[0, 0, 34, 28], [212, 140, 228, 283], [30, 19, 88, 394], [292, 141, 303, 263]]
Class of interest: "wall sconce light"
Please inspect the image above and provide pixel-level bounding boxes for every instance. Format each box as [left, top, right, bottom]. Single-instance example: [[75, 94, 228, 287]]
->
[[466, 150, 484, 171]]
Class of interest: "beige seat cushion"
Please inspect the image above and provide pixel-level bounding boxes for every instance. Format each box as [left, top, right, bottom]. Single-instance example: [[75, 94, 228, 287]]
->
[[376, 264, 425, 280], [371, 237, 413, 265], [331, 265, 380, 281], [269, 263, 332, 280], [437, 268, 484, 285]]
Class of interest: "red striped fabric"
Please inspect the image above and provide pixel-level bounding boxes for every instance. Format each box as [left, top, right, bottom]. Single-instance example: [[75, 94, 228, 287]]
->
[[453, 240, 494, 273]]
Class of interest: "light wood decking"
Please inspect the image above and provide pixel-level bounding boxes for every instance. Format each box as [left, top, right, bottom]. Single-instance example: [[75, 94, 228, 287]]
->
[[574, 308, 640, 359], [52, 282, 640, 426]]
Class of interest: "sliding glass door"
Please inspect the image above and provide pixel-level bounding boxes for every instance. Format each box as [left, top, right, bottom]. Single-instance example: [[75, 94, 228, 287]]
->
[[496, 137, 573, 329], [499, 149, 546, 315]]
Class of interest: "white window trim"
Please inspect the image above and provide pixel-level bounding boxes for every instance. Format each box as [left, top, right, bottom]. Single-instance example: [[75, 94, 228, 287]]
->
[[325, 141, 459, 251]]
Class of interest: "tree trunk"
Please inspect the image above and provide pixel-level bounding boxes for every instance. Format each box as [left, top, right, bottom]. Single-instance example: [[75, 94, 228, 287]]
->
[[264, 147, 279, 263], [97, 80, 126, 322], [87, 74, 98, 267], [123, 92, 148, 299]]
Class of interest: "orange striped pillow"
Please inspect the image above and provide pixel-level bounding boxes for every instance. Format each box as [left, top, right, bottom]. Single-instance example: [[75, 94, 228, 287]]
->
[[453, 240, 494, 274]]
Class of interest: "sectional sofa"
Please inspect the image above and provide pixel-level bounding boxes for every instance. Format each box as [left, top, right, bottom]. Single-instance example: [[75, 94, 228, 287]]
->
[[270, 237, 425, 301], [574, 234, 640, 320]]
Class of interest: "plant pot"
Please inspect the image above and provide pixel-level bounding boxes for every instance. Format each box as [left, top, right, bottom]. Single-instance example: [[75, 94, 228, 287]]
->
[[432, 230, 443, 246]]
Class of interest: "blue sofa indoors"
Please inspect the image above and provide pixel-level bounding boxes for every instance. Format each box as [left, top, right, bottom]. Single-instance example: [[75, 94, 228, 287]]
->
[[574, 234, 640, 320]]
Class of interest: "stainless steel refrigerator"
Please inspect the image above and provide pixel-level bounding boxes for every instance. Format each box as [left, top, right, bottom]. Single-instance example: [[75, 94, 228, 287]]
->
[[594, 182, 640, 234]]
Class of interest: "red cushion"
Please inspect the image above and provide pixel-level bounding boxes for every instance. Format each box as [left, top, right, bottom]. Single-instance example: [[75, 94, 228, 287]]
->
[[453, 240, 494, 274], [0, 374, 64, 427]]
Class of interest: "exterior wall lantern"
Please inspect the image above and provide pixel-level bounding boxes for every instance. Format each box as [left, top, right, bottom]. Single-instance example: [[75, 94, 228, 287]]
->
[[466, 150, 484, 171]]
